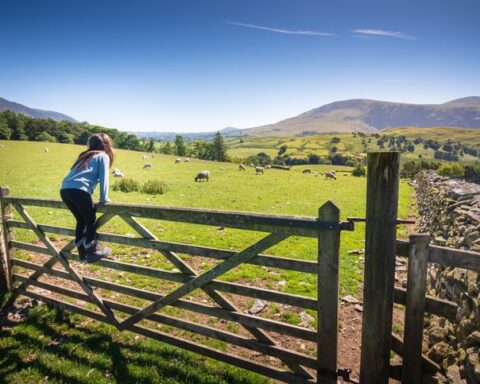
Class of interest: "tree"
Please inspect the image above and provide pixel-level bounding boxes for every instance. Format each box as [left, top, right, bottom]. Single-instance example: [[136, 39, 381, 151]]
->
[[36, 131, 56, 142], [0, 119, 12, 139], [278, 144, 288, 156], [212, 132, 227, 161], [352, 163, 366, 177], [175, 135, 186, 156], [58, 133, 74, 143], [148, 139, 155, 152], [308, 154, 320, 164]]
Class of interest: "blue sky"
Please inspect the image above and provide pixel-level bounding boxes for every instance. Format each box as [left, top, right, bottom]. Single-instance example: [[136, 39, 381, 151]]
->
[[1, 0, 479, 132]]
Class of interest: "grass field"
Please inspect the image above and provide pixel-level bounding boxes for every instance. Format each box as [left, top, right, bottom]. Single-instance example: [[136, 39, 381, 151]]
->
[[226, 127, 480, 163], [0, 140, 412, 383]]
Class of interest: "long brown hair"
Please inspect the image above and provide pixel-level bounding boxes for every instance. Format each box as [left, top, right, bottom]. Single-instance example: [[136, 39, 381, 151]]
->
[[72, 133, 115, 170]]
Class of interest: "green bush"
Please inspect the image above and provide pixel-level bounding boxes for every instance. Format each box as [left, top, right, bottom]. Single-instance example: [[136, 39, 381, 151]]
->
[[112, 177, 141, 192], [437, 163, 465, 177], [141, 179, 168, 195], [352, 163, 366, 177]]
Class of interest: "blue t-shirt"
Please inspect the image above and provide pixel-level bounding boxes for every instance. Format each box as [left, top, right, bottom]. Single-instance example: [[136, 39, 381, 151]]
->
[[61, 152, 110, 202]]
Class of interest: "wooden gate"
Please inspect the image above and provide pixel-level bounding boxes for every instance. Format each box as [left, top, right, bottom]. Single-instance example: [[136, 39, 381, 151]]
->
[[0, 188, 354, 383]]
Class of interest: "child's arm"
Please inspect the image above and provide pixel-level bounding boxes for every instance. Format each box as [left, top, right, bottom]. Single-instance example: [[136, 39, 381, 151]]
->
[[98, 154, 110, 203]]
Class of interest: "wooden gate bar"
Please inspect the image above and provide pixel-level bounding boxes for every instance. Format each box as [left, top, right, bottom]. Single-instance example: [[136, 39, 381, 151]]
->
[[11, 263, 317, 341], [2, 196, 351, 236], [121, 214, 314, 379], [7, 220, 316, 273], [360, 152, 400, 384], [11, 253, 318, 310]]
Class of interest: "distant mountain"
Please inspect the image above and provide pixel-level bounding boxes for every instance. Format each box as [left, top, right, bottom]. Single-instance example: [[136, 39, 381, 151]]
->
[[133, 127, 243, 141], [0, 97, 77, 122], [244, 97, 480, 136]]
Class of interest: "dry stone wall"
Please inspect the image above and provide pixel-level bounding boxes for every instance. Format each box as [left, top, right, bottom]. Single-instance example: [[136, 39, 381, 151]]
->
[[415, 170, 480, 383]]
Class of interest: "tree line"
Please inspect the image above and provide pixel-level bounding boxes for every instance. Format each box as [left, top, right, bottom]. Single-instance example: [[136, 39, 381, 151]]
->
[[0, 110, 228, 162]]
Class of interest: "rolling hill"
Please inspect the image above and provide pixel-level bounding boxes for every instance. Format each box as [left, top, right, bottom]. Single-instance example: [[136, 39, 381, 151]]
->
[[0, 96, 77, 122], [244, 97, 480, 136]]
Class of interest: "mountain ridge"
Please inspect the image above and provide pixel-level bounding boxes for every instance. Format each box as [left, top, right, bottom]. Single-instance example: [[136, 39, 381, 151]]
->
[[243, 97, 480, 136], [0, 97, 77, 122]]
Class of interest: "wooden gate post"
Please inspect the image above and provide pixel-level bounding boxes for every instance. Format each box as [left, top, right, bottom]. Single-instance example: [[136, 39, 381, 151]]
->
[[360, 152, 400, 384], [317, 201, 340, 384], [402, 233, 429, 384], [0, 187, 14, 298]]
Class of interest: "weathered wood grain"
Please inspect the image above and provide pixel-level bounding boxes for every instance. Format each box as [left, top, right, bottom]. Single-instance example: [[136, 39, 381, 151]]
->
[[360, 152, 400, 384]]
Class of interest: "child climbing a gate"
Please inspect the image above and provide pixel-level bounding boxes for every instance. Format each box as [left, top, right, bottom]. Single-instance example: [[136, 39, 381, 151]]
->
[[60, 133, 114, 262]]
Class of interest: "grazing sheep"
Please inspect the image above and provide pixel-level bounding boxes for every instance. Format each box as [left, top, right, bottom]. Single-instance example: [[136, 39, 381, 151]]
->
[[112, 168, 121, 174], [175, 158, 181, 164], [329, 170, 336, 175], [195, 170, 210, 182], [239, 164, 246, 171], [143, 163, 152, 170], [312, 171, 319, 176], [143, 155, 148, 160], [249, 163, 255, 167], [325, 171, 336, 180], [265, 165, 271, 169], [114, 170, 124, 177], [184, 158, 190, 162], [255, 166, 264, 174], [302, 168, 311, 174], [44, 147, 49, 153]]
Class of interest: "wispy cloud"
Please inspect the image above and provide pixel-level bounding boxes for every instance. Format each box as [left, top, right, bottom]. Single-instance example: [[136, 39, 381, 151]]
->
[[225, 21, 334, 36], [352, 29, 415, 40]]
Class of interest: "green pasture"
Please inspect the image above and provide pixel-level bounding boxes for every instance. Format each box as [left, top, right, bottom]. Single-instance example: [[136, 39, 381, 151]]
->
[[0, 139, 412, 298], [0, 140, 412, 382], [226, 127, 480, 163]]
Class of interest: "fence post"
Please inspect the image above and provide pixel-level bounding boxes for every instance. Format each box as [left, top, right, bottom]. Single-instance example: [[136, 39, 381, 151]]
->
[[317, 200, 340, 384], [360, 152, 400, 384], [0, 187, 14, 298], [402, 233, 429, 384]]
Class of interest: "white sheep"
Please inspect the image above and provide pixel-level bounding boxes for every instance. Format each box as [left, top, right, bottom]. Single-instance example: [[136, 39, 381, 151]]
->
[[184, 158, 190, 162], [114, 170, 124, 177], [195, 170, 210, 182], [325, 171, 336, 180], [312, 171, 319, 176], [239, 164, 246, 171], [143, 155, 148, 160], [302, 168, 311, 174], [44, 147, 49, 153], [143, 163, 152, 170], [175, 158, 181, 164], [255, 166, 264, 174]]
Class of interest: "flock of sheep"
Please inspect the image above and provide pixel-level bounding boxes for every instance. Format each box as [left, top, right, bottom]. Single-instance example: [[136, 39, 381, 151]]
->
[[40, 147, 343, 182]]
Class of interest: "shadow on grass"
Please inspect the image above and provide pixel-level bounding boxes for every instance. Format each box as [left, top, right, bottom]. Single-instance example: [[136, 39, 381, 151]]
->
[[0, 304, 270, 384]]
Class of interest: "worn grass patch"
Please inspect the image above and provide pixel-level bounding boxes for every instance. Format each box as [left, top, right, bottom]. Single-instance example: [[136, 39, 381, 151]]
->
[[0, 305, 268, 384]]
